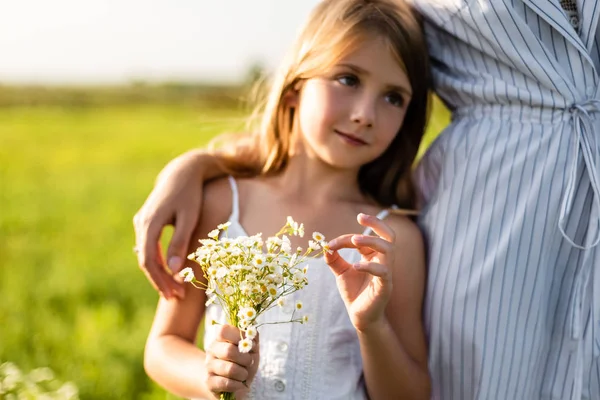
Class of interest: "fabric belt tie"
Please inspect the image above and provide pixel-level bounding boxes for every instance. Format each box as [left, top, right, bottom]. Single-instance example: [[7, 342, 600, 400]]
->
[[560, 98, 600, 400], [561, 98, 600, 336], [559, 99, 600, 250]]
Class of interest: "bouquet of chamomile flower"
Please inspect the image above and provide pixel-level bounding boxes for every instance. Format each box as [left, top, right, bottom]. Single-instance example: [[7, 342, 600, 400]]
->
[[179, 217, 330, 400]]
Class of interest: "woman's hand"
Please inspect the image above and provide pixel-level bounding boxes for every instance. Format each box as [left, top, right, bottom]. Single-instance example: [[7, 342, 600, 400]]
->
[[133, 151, 207, 300], [204, 325, 260, 398], [325, 213, 395, 332]]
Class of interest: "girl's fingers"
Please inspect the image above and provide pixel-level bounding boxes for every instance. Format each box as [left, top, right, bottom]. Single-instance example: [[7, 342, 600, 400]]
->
[[353, 261, 391, 281], [327, 234, 355, 252], [357, 213, 396, 243], [351, 235, 393, 255], [324, 235, 355, 276], [324, 248, 353, 276], [206, 358, 249, 383], [206, 341, 255, 367], [214, 324, 244, 344], [206, 374, 247, 394], [328, 234, 391, 255]]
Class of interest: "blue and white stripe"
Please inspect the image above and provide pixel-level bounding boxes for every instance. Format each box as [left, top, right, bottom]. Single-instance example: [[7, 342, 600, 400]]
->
[[412, 0, 600, 398]]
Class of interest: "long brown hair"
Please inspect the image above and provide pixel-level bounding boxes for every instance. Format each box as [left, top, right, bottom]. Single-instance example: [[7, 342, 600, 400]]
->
[[213, 0, 431, 209]]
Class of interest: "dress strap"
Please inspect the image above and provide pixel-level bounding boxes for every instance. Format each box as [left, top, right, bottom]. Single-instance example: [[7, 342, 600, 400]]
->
[[362, 205, 399, 235], [227, 175, 240, 222]]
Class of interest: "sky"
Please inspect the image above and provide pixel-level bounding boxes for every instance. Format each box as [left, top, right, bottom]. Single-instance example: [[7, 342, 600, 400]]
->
[[0, 0, 321, 85]]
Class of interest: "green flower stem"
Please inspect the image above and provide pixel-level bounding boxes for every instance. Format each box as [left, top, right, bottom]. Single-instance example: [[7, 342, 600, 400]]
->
[[220, 391, 236, 400]]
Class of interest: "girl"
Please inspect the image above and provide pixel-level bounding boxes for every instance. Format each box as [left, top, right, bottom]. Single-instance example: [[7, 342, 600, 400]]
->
[[143, 0, 431, 399]]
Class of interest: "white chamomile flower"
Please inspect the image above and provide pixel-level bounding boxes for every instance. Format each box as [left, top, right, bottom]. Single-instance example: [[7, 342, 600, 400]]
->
[[224, 286, 235, 296], [292, 270, 305, 283], [313, 232, 326, 242], [199, 239, 216, 247], [216, 266, 228, 279], [287, 216, 305, 237], [308, 240, 320, 251], [207, 267, 218, 279], [274, 273, 284, 284], [281, 236, 292, 254], [302, 315, 309, 323], [245, 325, 257, 339], [267, 285, 278, 297], [266, 236, 282, 249], [208, 229, 220, 239], [205, 295, 216, 306], [178, 267, 195, 282], [253, 255, 266, 268], [241, 285, 252, 296], [287, 216, 296, 227], [239, 307, 256, 320], [289, 253, 298, 266], [239, 319, 250, 329], [238, 338, 253, 353], [217, 221, 232, 230], [295, 301, 303, 310], [277, 298, 286, 308], [217, 249, 228, 258]]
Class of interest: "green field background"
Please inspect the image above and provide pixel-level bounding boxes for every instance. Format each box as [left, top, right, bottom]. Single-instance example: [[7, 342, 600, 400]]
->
[[0, 89, 449, 399]]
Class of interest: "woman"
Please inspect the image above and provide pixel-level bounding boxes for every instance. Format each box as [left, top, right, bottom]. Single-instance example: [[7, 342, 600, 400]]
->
[[134, 1, 600, 398]]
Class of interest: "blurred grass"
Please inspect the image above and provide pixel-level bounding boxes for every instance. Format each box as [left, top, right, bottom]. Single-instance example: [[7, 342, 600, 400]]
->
[[0, 93, 449, 399]]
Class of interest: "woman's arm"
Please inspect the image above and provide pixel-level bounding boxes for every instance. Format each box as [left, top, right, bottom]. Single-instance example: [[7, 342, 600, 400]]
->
[[326, 214, 430, 400], [133, 149, 227, 300]]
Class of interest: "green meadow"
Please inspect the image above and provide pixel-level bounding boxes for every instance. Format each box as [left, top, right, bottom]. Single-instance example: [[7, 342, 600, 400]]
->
[[0, 89, 449, 399]]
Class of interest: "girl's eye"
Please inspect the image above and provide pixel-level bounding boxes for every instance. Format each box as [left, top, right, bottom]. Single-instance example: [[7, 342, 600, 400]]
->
[[337, 74, 359, 87], [385, 92, 405, 107]]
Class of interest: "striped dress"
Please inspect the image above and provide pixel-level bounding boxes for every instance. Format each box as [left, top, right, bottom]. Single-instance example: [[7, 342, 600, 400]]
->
[[412, 0, 600, 399]]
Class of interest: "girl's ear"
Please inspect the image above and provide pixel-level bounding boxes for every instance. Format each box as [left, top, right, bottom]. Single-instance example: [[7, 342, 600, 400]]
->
[[284, 81, 303, 107], [284, 89, 299, 107]]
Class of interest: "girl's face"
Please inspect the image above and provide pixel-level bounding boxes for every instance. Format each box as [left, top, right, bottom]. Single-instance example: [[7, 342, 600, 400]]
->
[[294, 36, 412, 170]]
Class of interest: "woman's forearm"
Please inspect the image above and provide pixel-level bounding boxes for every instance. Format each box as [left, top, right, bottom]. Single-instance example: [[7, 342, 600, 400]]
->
[[157, 149, 227, 185], [359, 320, 431, 400], [144, 335, 214, 399]]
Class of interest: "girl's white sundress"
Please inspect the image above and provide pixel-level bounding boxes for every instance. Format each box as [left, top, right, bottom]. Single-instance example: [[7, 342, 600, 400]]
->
[[202, 176, 394, 400]]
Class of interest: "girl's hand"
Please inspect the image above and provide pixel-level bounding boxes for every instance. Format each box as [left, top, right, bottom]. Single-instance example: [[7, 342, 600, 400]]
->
[[204, 324, 260, 398], [325, 213, 395, 332]]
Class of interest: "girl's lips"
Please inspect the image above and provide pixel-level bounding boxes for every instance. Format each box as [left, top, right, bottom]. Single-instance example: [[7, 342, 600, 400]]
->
[[334, 130, 368, 146]]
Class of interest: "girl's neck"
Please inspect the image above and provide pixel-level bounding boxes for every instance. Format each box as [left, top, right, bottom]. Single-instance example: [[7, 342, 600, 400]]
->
[[266, 154, 367, 206]]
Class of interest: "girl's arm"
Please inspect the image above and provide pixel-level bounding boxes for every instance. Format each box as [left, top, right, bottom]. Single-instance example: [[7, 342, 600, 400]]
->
[[326, 214, 430, 400], [144, 178, 259, 399], [145, 295, 258, 399], [133, 149, 227, 300]]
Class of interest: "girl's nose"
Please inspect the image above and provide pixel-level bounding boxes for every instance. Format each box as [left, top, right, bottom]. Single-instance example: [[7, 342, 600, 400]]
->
[[350, 93, 375, 128]]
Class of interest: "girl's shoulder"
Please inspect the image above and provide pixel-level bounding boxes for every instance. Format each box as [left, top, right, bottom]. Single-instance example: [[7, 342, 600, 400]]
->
[[199, 177, 234, 233], [382, 211, 424, 252]]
